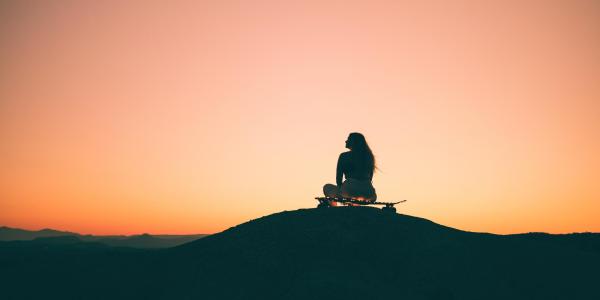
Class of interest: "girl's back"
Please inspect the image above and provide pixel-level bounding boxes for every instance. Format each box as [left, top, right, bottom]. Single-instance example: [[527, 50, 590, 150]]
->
[[341, 151, 373, 181]]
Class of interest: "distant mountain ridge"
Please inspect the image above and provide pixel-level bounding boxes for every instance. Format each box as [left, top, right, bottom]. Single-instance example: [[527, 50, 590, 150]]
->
[[0, 226, 207, 248], [0, 226, 78, 241]]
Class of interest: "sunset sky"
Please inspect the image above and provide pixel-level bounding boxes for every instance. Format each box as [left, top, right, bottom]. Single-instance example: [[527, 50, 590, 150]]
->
[[1, 0, 599, 235]]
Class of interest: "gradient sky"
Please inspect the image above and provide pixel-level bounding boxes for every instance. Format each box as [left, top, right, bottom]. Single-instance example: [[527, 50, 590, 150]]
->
[[1, 0, 599, 235]]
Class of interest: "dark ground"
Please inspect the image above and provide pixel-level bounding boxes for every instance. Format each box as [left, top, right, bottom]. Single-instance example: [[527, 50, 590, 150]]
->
[[2, 207, 599, 300]]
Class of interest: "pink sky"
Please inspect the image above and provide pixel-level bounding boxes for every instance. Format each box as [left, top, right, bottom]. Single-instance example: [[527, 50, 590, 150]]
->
[[1, 0, 599, 234]]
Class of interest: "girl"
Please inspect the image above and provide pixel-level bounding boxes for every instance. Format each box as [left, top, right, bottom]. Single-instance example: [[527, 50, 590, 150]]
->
[[323, 132, 377, 203]]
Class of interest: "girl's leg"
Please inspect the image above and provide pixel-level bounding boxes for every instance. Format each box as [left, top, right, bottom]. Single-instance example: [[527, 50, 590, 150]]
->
[[341, 179, 377, 202], [322, 184, 340, 206], [323, 184, 340, 197]]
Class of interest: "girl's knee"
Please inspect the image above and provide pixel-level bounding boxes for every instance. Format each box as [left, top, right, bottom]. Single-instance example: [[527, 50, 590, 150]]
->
[[323, 184, 339, 197]]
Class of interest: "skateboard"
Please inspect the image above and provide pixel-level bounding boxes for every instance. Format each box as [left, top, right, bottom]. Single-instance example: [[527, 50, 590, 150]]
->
[[315, 197, 406, 213]]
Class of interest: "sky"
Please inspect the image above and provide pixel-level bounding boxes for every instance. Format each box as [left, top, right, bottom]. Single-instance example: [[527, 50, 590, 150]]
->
[[1, 0, 599, 235]]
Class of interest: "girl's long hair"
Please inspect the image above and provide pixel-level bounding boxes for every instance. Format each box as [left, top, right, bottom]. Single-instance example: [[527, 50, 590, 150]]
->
[[348, 132, 376, 174]]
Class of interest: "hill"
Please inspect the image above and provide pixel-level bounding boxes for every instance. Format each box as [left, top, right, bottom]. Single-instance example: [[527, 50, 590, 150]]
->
[[161, 207, 600, 299], [1, 207, 599, 299]]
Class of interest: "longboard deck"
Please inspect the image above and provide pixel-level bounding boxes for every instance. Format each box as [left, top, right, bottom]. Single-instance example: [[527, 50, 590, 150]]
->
[[315, 197, 406, 207]]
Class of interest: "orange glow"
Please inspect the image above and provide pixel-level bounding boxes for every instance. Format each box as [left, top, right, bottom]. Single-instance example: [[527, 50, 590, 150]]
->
[[1, 1, 599, 235]]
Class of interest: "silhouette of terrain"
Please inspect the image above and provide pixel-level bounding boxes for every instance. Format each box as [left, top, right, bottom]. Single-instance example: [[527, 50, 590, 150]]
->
[[0, 226, 207, 248], [0, 226, 78, 240], [2, 208, 599, 299]]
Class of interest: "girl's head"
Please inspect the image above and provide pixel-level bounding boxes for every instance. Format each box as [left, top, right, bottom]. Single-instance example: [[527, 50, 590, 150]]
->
[[345, 132, 376, 173]]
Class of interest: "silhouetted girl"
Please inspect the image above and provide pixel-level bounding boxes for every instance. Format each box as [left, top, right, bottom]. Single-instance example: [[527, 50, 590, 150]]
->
[[323, 132, 377, 202]]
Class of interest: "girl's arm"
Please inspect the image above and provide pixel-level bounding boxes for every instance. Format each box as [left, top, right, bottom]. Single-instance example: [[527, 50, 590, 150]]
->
[[336, 153, 345, 187]]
